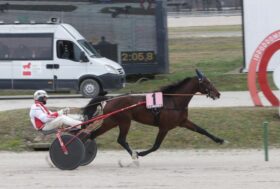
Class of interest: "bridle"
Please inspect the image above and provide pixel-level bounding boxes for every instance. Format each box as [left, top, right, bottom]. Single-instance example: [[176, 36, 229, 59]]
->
[[197, 77, 218, 99], [198, 78, 209, 97]]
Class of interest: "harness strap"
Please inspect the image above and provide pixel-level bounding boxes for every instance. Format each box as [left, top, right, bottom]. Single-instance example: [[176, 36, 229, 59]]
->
[[151, 108, 161, 126]]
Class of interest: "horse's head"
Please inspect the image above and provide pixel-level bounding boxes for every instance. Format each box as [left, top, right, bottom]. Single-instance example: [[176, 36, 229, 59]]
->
[[196, 69, 220, 100]]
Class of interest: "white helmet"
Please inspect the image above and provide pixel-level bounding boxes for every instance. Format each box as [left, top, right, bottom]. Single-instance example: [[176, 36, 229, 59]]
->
[[34, 90, 49, 101]]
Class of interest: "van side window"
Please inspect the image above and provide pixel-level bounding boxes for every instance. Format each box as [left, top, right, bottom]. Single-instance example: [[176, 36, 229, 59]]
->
[[0, 34, 53, 60], [57, 40, 81, 62], [0, 42, 9, 59], [14, 44, 32, 59]]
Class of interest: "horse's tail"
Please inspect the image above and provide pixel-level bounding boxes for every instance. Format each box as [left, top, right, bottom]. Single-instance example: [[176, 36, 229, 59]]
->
[[82, 96, 109, 121]]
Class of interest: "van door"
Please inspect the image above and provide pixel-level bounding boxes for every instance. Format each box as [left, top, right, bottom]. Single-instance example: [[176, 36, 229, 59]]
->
[[0, 36, 13, 89], [54, 40, 87, 90], [0, 60, 12, 89], [9, 34, 55, 89]]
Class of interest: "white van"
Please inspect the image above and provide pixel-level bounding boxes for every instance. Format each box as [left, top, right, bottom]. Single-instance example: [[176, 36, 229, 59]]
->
[[0, 22, 126, 97]]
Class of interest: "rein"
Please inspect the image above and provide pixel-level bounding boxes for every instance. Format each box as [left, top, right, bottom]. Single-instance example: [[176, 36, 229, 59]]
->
[[163, 93, 206, 97], [82, 93, 206, 109]]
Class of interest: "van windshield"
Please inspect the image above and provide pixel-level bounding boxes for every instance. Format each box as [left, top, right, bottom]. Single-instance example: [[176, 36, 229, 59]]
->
[[78, 40, 101, 58]]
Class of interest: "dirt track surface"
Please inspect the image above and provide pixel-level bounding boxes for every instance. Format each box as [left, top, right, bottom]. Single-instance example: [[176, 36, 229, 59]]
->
[[1, 149, 280, 189]]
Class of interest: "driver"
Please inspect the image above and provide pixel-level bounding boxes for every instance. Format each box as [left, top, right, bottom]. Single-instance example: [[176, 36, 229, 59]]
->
[[29, 90, 82, 131]]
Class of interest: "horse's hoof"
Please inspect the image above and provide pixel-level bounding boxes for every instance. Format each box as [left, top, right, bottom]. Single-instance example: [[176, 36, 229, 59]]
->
[[132, 159, 140, 167], [132, 151, 138, 160], [223, 140, 230, 144], [118, 159, 140, 168], [216, 139, 224, 144], [219, 139, 229, 145]]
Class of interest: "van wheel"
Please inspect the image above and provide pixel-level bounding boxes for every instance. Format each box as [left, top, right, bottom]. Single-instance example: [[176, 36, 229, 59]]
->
[[80, 79, 100, 98]]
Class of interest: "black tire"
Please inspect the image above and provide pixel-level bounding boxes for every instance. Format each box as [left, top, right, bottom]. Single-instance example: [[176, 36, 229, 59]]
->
[[80, 79, 100, 98], [49, 134, 85, 170], [80, 139, 98, 166]]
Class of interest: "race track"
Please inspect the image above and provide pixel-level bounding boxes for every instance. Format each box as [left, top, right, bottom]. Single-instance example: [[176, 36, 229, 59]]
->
[[0, 12, 279, 189], [1, 149, 280, 189]]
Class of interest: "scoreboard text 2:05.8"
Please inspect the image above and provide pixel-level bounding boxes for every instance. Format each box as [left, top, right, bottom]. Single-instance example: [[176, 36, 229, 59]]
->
[[121, 51, 156, 64]]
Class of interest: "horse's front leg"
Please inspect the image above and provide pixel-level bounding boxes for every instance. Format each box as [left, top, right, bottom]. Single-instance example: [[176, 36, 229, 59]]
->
[[137, 129, 168, 157], [180, 119, 224, 144]]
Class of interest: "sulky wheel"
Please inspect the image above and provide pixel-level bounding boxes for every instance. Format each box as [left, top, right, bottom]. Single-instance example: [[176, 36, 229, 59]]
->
[[80, 139, 98, 166], [49, 134, 85, 170]]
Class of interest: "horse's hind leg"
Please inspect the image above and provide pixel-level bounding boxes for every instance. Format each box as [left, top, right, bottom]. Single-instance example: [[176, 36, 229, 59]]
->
[[117, 120, 134, 156], [137, 129, 168, 157], [180, 119, 224, 144]]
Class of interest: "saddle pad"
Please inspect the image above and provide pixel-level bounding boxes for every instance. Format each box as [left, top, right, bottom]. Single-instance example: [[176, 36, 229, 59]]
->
[[146, 92, 163, 109]]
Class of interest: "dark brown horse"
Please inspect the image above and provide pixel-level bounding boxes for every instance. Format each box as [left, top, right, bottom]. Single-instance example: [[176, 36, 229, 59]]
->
[[83, 70, 224, 158]]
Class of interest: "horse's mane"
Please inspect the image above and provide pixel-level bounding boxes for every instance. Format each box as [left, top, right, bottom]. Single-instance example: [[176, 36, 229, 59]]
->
[[160, 77, 193, 93]]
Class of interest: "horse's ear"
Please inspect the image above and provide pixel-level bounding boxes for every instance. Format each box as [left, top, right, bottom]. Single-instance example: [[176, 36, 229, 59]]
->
[[195, 69, 204, 80]]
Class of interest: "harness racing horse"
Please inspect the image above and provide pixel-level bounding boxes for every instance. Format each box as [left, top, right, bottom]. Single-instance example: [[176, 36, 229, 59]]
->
[[83, 69, 225, 158]]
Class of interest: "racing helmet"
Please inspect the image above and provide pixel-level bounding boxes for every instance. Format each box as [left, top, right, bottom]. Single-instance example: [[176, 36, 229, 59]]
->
[[34, 90, 49, 104]]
